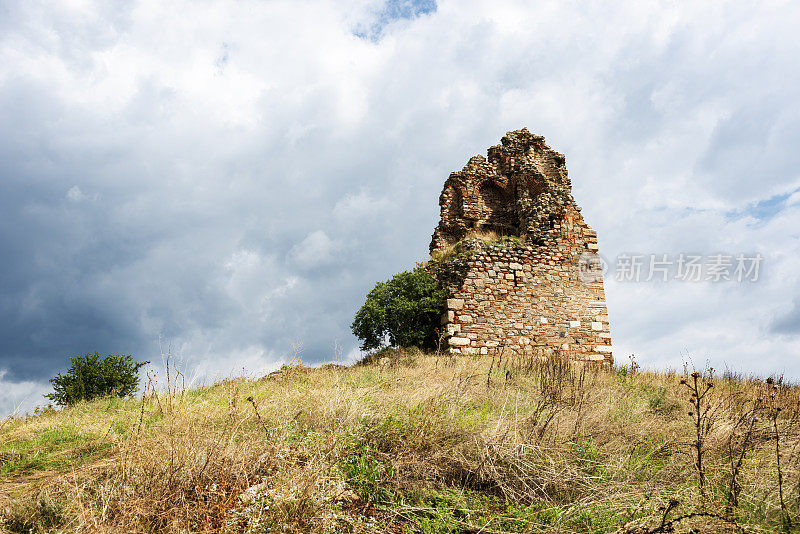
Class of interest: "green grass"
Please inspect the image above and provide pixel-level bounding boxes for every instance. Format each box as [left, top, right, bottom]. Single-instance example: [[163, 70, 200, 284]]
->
[[337, 443, 396, 504], [2, 352, 799, 533], [0, 424, 111, 477], [3, 496, 67, 534]]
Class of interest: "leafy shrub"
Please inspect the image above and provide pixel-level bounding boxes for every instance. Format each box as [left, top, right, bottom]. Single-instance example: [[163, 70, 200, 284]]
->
[[351, 266, 446, 351], [45, 352, 146, 406]]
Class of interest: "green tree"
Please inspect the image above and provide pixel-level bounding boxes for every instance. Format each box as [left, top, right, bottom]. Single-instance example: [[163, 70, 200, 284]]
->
[[351, 266, 447, 351], [45, 352, 147, 406]]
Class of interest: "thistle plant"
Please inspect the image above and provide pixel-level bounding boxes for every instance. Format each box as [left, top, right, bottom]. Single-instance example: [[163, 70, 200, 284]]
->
[[680, 369, 717, 501]]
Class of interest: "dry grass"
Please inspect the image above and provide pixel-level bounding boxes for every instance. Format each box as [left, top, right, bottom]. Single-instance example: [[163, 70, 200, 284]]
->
[[430, 230, 508, 261], [2, 352, 800, 533]]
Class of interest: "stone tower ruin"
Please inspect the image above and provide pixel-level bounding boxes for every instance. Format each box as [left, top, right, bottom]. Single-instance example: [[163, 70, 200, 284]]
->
[[429, 129, 612, 363]]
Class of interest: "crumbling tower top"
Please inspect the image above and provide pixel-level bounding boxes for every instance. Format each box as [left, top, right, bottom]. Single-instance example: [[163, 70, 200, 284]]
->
[[430, 128, 579, 253]]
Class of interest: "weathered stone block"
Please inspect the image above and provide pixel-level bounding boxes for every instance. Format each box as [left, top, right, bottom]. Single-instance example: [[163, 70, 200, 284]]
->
[[447, 298, 465, 310]]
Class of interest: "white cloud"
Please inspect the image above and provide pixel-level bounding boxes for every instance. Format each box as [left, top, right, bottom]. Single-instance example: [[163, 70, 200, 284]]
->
[[289, 230, 340, 270], [65, 185, 97, 202], [0, 370, 49, 417], [333, 191, 391, 225]]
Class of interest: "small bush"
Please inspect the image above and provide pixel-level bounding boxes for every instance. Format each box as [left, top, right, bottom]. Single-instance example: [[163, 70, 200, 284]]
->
[[351, 266, 446, 351], [45, 352, 146, 406]]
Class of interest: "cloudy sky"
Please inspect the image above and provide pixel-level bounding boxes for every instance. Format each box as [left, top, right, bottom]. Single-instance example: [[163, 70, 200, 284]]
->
[[1, 0, 799, 415]]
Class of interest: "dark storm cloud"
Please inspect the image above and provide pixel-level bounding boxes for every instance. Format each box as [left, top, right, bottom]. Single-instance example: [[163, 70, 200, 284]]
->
[[0, 37, 445, 403], [772, 299, 800, 335]]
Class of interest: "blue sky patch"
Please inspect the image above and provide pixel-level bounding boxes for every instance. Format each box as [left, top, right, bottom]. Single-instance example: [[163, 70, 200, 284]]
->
[[726, 187, 798, 224], [354, 0, 436, 41]]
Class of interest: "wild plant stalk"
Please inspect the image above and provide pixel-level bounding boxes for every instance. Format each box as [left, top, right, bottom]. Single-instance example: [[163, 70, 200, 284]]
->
[[175, 369, 185, 402], [725, 395, 760, 517], [487, 351, 496, 388], [0, 409, 17, 433], [628, 353, 640, 374], [766, 377, 792, 530], [434, 327, 446, 358], [158, 337, 173, 414], [680, 369, 717, 501], [247, 395, 270, 438], [643, 509, 733, 534], [653, 498, 680, 533], [123, 367, 156, 485], [136, 370, 156, 437]]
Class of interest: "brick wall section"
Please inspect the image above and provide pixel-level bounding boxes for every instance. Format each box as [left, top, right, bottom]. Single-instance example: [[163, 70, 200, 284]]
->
[[430, 129, 613, 363]]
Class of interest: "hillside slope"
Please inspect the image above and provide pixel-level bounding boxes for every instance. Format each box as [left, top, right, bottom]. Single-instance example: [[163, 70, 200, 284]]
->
[[1, 351, 798, 533]]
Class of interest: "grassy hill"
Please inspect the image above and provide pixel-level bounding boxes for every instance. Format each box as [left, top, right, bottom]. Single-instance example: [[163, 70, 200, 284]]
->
[[1, 350, 798, 533]]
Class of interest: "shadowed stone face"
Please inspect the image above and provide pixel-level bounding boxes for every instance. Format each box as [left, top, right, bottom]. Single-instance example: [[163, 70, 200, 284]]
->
[[429, 129, 613, 364]]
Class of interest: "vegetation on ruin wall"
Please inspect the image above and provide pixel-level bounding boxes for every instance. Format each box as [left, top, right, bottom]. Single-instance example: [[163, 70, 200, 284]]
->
[[428, 231, 524, 293], [2, 351, 800, 533]]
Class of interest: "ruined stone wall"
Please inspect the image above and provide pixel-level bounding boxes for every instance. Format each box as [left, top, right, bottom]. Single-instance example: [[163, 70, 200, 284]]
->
[[430, 129, 613, 363]]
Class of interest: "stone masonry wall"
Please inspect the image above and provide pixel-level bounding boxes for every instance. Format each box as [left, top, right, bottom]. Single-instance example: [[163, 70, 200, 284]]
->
[[430, 129, 613, 363]]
